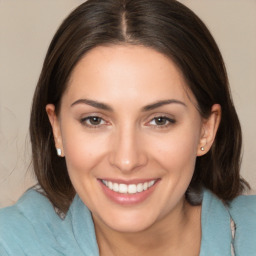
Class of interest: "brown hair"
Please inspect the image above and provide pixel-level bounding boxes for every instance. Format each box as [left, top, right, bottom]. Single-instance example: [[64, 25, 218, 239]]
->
[[30, 0, 248, 213]]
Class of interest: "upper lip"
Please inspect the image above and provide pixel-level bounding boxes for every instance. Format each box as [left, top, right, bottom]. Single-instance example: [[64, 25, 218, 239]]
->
[[98, 178, 160, 185]]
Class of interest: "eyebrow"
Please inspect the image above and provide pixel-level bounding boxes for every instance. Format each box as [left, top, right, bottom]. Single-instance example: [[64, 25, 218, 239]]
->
[[70, 98, 186, 112], [142, 99, 187, 111], [71, 99, 113, 111]]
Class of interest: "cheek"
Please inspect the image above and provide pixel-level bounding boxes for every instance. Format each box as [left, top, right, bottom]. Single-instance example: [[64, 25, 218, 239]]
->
[[149, 127, 200, 172], [61, 126, 108, 174]]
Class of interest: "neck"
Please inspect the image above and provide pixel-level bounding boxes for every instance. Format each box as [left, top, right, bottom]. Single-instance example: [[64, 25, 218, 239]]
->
[[93, 199, 202, 256]]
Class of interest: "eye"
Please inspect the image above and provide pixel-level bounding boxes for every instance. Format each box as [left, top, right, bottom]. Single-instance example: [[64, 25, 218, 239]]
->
[[148, 116, 176, 127], [81, 116, 107, 127]]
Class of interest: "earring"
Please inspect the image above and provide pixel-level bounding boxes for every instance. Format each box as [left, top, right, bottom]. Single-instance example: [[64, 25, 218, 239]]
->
[[200, 147, 205, 151], [56, 148, 62, 156]]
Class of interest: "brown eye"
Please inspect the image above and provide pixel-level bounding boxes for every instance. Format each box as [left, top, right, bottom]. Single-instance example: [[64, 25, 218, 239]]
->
[[155, 117, 168, 125], [88, 116, 102, 125], [149, 116, 176, 127], [81, 116, 105, 127]]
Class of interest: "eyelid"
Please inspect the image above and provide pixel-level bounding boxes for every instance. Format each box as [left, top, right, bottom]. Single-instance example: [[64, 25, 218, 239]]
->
[[145, 114, 176, 128], [80, 114, 110, 128]]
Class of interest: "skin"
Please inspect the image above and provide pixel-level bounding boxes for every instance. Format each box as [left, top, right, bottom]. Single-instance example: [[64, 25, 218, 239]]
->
[[46, 45, 221, 255]]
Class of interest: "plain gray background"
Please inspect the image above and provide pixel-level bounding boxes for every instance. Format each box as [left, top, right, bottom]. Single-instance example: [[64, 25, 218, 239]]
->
[[1, 0, 256, 207]]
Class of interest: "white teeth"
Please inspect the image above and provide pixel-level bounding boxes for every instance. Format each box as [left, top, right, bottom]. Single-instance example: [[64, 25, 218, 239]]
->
[[102, 180, 157, 194], [113, 183, 119, 192], [108, 181, 113, 190], [128, 184, 137, 194], [148, 181, 154, 187], [137, 183, 144, 193], [119, 184, 128, 194]]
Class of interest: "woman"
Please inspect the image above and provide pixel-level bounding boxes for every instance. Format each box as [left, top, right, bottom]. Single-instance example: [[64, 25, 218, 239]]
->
[[0, 0, 255, 255]]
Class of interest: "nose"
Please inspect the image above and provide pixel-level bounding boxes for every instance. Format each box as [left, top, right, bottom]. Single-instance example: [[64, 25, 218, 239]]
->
[[108, 127, 148, 173]]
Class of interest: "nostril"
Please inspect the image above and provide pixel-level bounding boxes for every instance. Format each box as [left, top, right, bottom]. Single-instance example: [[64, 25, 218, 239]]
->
[[108, 132, 148, 172]]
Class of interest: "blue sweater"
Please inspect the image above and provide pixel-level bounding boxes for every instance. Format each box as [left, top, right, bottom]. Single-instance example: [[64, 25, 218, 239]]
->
[[0, 189, 255, 255]]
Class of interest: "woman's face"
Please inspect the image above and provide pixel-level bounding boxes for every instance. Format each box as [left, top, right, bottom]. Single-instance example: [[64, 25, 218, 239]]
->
[[47, 45, 216, 233]]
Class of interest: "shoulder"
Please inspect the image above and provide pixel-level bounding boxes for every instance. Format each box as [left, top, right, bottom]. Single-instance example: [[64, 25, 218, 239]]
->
[[202, 188, 256, 219], [201, 189, 256, 255], [228, 193, 256, 255], [200, 189, 232, 255], [0, 188, 55, 228], [0, 189, 60, 227], [202, 189, 256, 230], [229, 193, 256, 229], [0, 189, 99, 256], [0, 189, 62, 255], [229, 193, 256, 213]]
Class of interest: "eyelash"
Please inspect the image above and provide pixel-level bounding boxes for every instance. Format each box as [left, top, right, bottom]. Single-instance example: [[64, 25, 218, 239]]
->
[[80, 115, 176, 129], [147, 116, 176, 128], [80, 116, 108, 128]]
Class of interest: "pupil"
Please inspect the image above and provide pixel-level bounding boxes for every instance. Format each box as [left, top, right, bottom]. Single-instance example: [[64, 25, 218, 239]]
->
[[156, 117, 165, 125], [90, 117, 100, 125]]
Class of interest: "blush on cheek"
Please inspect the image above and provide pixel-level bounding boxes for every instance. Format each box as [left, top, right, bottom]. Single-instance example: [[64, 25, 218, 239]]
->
[[64, 137, 107, 176], [156, 137, 197, 172]]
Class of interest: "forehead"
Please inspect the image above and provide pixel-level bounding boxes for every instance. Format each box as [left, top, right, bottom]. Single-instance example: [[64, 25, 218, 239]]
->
[[64, 45, 196, 107]]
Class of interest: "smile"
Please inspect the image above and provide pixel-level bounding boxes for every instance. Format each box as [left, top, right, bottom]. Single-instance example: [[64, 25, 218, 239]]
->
[[101, 179, 157, 194]]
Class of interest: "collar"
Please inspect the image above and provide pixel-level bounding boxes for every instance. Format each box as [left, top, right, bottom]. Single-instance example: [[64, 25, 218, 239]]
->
[[200, 189, 232, 256]]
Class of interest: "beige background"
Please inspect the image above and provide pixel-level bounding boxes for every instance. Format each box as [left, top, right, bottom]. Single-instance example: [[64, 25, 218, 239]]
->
[[0, 0, 255, 207]]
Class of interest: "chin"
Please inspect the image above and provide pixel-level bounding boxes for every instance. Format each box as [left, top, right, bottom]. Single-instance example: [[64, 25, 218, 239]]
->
[[94, 209, 159, 233]]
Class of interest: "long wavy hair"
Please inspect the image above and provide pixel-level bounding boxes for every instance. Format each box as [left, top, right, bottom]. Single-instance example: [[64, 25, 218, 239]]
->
[[30, 0, 248, 213]]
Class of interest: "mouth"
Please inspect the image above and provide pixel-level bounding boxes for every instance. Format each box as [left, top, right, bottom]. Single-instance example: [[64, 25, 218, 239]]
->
[[100, 179, 158, 194]]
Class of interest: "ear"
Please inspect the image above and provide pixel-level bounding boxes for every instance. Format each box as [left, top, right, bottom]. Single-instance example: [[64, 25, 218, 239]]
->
[[197, 104, 221, 156], [46, 104, 65, 157]]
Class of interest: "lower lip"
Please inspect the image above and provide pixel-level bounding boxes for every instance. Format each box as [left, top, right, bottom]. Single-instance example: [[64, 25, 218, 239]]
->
[[99, 180, 159, 205]]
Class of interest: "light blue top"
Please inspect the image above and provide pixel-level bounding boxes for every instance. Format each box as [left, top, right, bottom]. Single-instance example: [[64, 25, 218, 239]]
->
[[0, 189, 255, 255]]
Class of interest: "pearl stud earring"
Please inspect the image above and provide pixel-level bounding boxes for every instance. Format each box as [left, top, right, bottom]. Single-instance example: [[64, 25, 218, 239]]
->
[[56, 148, 62, 156]]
